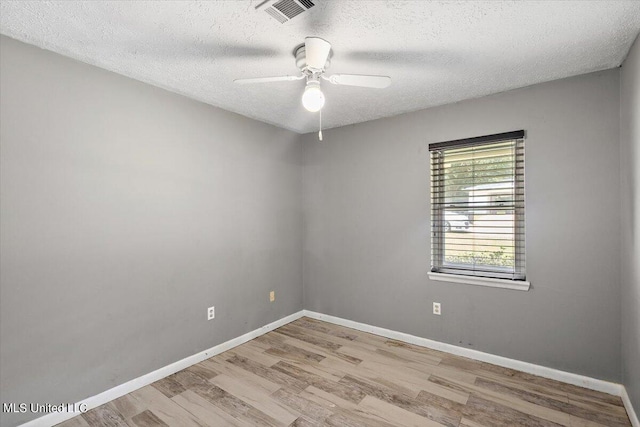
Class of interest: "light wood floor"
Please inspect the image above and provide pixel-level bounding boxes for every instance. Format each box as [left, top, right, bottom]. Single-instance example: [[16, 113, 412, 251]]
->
[[58, 317, 632, 427]]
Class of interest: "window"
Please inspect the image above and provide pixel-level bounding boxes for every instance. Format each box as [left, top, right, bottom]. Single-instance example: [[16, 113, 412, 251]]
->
[[429, 130, 527, 289]]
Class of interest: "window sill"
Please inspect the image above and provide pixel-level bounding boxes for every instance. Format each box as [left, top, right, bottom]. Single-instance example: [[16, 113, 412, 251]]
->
[[428, 272, 531, 291]]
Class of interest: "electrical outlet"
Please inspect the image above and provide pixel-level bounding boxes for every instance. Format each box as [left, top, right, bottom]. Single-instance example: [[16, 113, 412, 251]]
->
[[269, 291, 275, 302], [207, 306, 215, 320], [433, 302, 441, 315]]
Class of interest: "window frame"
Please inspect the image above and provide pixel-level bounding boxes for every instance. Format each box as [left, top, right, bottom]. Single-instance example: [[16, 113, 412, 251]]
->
[[428, 130, 530, 291]]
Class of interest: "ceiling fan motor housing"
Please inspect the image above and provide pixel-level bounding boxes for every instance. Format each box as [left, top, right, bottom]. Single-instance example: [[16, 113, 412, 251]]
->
[[295, 44, 331, 73]]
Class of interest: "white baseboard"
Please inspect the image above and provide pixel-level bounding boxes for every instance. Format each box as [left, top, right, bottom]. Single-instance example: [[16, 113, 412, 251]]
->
[[302, 310, 624, 396], [622, 387, 640, 427], [17, 308, 639, 427], [303, 310, 640, 423], [19, 310, 305, 427]]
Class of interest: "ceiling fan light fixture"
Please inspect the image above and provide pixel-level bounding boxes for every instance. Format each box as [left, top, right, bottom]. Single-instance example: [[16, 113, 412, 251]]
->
[[301, 81, 325, 112]]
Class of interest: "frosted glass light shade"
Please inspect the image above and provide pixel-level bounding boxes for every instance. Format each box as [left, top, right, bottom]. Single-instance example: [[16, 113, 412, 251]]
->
[[302, 84, 325, 112]]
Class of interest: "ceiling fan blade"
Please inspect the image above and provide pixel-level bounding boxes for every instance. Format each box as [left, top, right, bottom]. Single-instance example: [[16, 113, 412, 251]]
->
[[305, 37, 331, 71], [198, 43, 279, 59], [234, 75, 304, 84], [344, 49, 457, 68], [325, 74, 391, 89], [117, 38, 281, 61]]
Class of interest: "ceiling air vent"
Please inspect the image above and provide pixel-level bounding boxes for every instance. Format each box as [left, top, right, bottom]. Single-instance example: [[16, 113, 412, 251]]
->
[[256, 0, 315, 24]]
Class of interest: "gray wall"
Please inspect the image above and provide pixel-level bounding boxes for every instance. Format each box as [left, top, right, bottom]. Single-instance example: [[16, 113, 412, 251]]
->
[[0, 36, 303, 426], [621, 34, 640, 413], [302, 69, 622, 382], [1, 30, 635, 427]]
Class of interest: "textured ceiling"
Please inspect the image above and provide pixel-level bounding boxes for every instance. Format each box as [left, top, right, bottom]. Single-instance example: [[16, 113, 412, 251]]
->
[[1, 1, 639, 134]]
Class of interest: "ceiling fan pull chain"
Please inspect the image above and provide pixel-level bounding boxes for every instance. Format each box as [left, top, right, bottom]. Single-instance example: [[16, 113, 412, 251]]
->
[[319, 108, 323, 141]]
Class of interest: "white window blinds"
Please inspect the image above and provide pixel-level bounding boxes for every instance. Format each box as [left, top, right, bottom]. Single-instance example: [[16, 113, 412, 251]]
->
[[430, 130, 526, 281]]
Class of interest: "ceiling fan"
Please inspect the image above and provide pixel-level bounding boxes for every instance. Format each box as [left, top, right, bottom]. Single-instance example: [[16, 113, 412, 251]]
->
[[234, 37, 391, 138]]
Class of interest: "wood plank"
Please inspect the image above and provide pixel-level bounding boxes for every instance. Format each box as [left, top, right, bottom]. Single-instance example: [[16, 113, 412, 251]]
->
[[55, 416, 92, 427], [349, 360, 425, 398], [300, 385, 360, 412], [288, 416, 322, 427], [271, 361, 366, 403], [150, 376, 187, 398], [324, 410, 398, 427], [231, 343, 283, 367], [274, 333, 364, 366], [292, 318, 358, 341], [339, 374, 462, 427], [271, 388, 334, 424], [128, 385, 208, 427], [211, 373, 300, 425], [71, 318, 632, 427], [81, 404, 128, 427], [274, 326, 343, 351], [568, 415, 614, 427], [172, 369, 212, 389], [108, 394, 147, 420], [567, 393, 628, 415], [282, 357, 346, 382], [357, 395, 445, 427], [188, 381, 282, 427], [459, 417, 491, 427], [463, 394, 565, 427], [280, 323, 361, 348], [172, 390, 251, 427], [225, 354, 308, 392], [383, 338, 449, 360], [298, 386, 404, 427], [475, 377, 630, 426], [264, 340, 327, 364], [426, 375, 572, 425], [203, 356, 283, 394], [566, 399, 631, 427], [129, 410, 168, 427], [438, 355, 570, 402], [185, 361, 219, 380]]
